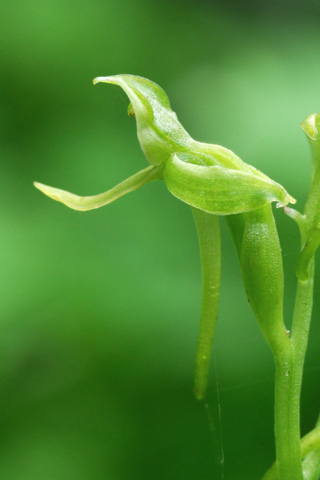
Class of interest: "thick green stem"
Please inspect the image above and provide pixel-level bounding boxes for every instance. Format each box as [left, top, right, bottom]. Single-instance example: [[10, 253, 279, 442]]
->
[[274, 343, 303, 480], [262, 423, 320, 480], [262, 115, 320, 480], [191, 207, 221, 400], [228, 207, 303, 478], [263, 200, 316, 480], [276, 259, 314, 479], [265, 259, 314, 480]]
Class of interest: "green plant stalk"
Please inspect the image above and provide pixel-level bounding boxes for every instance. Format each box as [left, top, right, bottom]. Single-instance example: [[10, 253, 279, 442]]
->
[[192, 207, 221, 400], [288, 126, 320, 479], [263, 114, 320, 480], [274, 343, 303, 480], [290, 259, 315, 466], [228, 207, 303, 479], [297, 116, 320, 480], [262, 424, 320, 480], [268, 229, 315, 480], [272, 260, 314, 480]]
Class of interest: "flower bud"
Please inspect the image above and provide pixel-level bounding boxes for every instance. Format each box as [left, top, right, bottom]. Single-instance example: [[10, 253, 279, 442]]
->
[[227, 206, 290, 353]]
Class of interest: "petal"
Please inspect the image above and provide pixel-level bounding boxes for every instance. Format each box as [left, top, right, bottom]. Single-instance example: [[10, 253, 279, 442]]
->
[[163, 153, 295, 215], [34, 164, 163, 211]]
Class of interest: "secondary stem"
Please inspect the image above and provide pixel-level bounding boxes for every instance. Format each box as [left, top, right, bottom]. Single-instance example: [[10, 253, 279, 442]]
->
[[274, 342, 303, 480], [263, 186, 316, 480], [262, 423, 320, 480], [291, 260, 315, 439], [268, 259, 314, 480], [191, 208, 221, 400]]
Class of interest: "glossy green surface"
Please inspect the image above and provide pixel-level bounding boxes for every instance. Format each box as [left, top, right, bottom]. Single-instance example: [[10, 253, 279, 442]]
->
[[36, 74, 294, 214]]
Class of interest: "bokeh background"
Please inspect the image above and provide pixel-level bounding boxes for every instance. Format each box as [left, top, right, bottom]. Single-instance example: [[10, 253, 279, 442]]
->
[[1, 1, 320, 478]]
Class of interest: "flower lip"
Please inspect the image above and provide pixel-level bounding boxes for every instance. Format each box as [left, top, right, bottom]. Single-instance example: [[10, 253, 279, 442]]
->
[[162, 152, 296, 215]]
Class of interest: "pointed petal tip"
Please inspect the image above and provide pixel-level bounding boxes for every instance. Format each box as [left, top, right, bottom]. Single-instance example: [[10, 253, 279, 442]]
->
[[33, 181, 65, 203], [93, 76, 116, 86], [33, 181, 48, 194], [289, 194, 297, 205]]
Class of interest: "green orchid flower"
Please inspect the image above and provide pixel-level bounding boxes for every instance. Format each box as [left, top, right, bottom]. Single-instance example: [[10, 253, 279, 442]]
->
[[35, 74, 294, 214], [34, 74, 296, 400]]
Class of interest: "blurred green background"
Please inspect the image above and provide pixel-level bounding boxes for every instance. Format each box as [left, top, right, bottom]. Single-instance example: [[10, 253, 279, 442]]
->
[[1, 1, 320, 478]]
